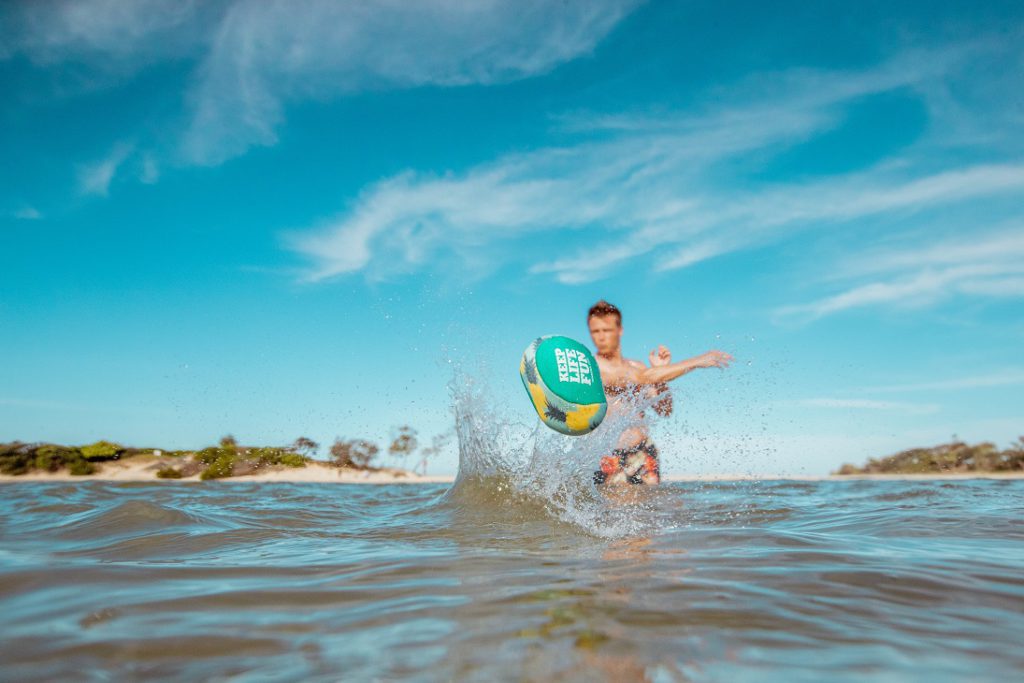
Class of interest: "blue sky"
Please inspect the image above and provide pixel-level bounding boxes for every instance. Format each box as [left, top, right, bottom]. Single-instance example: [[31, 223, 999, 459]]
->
[[2, 0, 1022, 475]]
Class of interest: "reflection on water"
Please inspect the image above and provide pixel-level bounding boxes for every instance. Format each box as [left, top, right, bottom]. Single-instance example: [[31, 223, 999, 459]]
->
[[1, 478, 1023, 681]]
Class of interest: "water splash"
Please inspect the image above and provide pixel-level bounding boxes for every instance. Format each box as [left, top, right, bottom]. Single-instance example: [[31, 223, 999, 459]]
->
[[440, 365, 668, 538]]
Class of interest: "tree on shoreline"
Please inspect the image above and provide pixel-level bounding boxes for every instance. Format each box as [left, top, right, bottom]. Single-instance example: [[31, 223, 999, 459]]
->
[[330, 438, 379, 469], [388, 426, 418, 471], [293, 437, 320, 457], [836, 438, 1024, 474], [414, 429, 454, 476]]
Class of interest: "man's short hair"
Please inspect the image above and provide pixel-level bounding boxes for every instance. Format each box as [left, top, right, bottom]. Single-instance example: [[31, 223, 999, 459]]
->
[[587, 299, 621, 326]]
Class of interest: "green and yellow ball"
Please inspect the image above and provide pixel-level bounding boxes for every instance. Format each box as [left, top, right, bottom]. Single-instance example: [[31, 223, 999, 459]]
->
[[519, 335, 607, 436]]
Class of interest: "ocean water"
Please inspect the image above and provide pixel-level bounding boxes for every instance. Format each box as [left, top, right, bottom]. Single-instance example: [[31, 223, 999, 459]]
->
[[3, 373, 1022, 680], [2, 475, 1023, 682]]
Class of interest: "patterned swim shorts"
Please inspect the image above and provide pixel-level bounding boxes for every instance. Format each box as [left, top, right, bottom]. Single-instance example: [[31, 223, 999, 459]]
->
[[593, 440, 660, 485]]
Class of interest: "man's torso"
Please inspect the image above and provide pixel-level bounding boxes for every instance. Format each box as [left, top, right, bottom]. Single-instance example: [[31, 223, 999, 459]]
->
[[597, 356, 651, 450]]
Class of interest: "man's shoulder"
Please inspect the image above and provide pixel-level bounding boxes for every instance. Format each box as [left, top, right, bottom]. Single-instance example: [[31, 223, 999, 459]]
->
[[595, 356, 646, 369]]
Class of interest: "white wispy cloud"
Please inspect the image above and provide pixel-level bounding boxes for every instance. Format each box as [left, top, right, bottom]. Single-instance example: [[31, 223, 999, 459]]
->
[[13, 206, 42, 220], [865, 369, 1024, 394], [2, 0, 640, 167], [780, 398, 941, 415], [289, 43, 1024, 284], [1, 0, 210, 67], [140, 155, 160, 184], [838, 226, 1024, 277], [6, 1, 1021, 301], [288, 99, 834, 281], [182, 0, 642, 165], [777, 226, 1024, 320], [77, 143, 134, 196]]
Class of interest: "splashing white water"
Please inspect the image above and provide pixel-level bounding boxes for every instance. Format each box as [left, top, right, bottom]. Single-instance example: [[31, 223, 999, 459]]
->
[[441, 364, 668, 538]]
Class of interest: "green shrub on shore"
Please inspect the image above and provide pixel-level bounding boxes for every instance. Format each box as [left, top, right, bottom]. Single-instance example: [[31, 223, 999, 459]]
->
[[2, 436, 347, 480], [1, 442, 34, 475], [156, 466, 183, 479], [68, 459, 96, 476], [0, 442, 97, 475], [194, 447, 227, 465], [279, 453, 306, 468], [196, 443, 238, 480], [836, 438, 1024, 475], [196, 446, 310, 480], [249, 447, 306, 468], [36, 445, 89, 473], [200, 455, 235, 480], [80, 441, 123, 460]]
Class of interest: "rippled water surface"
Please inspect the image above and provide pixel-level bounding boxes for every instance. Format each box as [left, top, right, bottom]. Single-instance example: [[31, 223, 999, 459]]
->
[[2, 477, 1023, 681]]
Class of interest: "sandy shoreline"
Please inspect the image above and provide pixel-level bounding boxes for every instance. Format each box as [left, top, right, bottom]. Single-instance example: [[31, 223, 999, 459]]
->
[[0, 457, 455, 484], [2, 457, 1022, 484]]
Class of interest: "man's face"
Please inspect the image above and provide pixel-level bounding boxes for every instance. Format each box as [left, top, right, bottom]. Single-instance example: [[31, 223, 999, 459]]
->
[[588, 314, 622, 355]]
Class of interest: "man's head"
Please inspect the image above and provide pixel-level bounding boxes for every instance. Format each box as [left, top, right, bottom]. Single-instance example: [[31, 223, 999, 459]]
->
[[587, 300, 622, 356]]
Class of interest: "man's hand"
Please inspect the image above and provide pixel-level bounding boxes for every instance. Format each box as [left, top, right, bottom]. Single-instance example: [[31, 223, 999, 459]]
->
[[634, 348, 734, 385], [648, 345, 672, 367], [696, 350, 733, 369]]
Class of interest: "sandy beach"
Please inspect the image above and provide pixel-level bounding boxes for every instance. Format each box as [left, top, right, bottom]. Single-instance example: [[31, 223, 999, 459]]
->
[[2, 457, 1022, 484], [0, 455, 455, 484]]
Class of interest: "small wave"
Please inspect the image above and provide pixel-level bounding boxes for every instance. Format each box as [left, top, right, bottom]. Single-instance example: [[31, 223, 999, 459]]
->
[[56, 500, 199, 539], [870, 488, 938, 502]]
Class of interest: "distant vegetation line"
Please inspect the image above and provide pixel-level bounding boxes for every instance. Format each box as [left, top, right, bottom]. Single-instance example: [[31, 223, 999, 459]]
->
[[10, 432, 1019, 479], [835, 438, 1024, 475], [1, 426, 450, 480]]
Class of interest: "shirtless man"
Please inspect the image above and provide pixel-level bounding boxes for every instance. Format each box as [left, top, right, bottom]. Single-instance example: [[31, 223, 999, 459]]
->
[[587, 300, 733, 485]]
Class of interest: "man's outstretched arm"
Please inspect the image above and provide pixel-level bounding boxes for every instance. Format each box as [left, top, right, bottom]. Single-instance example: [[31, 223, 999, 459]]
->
[[635, 350, 733, 386]]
